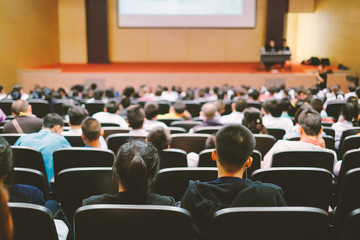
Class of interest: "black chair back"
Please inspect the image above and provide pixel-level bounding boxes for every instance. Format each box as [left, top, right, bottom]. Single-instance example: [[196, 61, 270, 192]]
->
[[326, 100, 346, 120], [168, 127, 187, 134], [251, 167, 333, 210], [0, 99, 13, 115], [272, 150, 335, 173], [155, 167, 218, 201], [74, 205, 193, 240], [56, 167, 115, 222], [247, 101, 262, 110], [0, 133, 25, 145], [106, 134, 146, 154], [9, 203, 58, 240], [170, 133, 211, 153], [28, 99, 50, 118], [267, 128, 286, 141], [342, 208, 360, 240], [5, 167, 50, 200], [85, 102, 105, 116], [158, 118, 183, 126], [338, 149, 360, 186], [340, 135, 360, 159], [194, 126, 223, 134], [338, 128, 360, 156], [53, 147, 115, 179], [211, 207, 329, 240], [158, 102, 171, 114], [170, 121, 202, 132], [159, 148, 188, 169], [63, 135, 85, 147], [254, 134, 276, 156], [102, 127, 130, 139], [183, 101, 201, 117], [322, 126, 335, 138], [11, 146, 47, 178]]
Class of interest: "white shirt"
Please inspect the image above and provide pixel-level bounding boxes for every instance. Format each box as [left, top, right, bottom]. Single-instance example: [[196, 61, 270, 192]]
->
[[331, 120, 353, 149], [262, 140, 337, 171], [92, 112, 128, 128], [262, 115, 294, 133], [128, 128, 148, 136], [344, 92, 356, 100], [62, 128, 108, 149], [219, 111, 244, 125], [143, 119, 168, 131]]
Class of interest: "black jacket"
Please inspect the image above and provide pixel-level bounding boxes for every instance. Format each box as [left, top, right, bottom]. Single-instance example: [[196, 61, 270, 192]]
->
[[181, 177, 287, 240]]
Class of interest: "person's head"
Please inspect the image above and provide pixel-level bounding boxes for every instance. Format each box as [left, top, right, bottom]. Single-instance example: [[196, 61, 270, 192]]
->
[[11, 100, 31, 117], [147, 127, 171, 151], [269, 39, 275, 47], [205, 133, 216, 149], [105, 100, 120, 114], [123, 86, 135, 98], [0, 186, 13, 240], [342, 102, 358, 122], [155, 86, 163, 97], [280, 97, 291, 112], [81, 117, 103, 147], [347, 96, 358, 105], [215, 100, 226, 115], [43, 113, 64, 134], [93, 89, 104, 100], [113, 140, 160, 203], [127, 105, 145, 129], [174, 101, 186, 114], [355, 87, 360, 99], [144, 102, 159, 120], [68, 106, 89, 126], [0, 137, 13, 185], [267, 99, 282, 117], [213, 125, 255, 174], [0, 85, 3, 94], [298, 108, 322, 137], [242, 107, 267, 134], [201, 102, 218, 120], [120, 97, 131, 109], [234, 98, 247, 112], [348, 83, 357, 92], [310, 99, 324, 114], [249, 89, 260, 101]]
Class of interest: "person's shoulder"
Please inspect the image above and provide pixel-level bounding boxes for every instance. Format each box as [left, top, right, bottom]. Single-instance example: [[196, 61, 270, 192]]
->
[[148, 193, 175, 206], [82, 193, 115, 205], [8, 184, 45, 205]]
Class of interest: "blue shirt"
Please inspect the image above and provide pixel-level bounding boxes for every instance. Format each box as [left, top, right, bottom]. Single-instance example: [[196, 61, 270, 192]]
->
[[14, 129, 71, 182]]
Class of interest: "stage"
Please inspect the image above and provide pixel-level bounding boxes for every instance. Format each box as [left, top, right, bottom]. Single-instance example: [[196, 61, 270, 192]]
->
[[18, 62, 352, 92]]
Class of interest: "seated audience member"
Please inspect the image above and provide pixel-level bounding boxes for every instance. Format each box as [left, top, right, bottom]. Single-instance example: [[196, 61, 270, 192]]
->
[[204, 133, 216, 149], [127, 105, 147, 136], [310, 98, 329, 119], [242, 107, 268, 134], [0, 85, 7, 100], [191, 103, 223, 133], [81, 117, 104, 148], [0, 137, 69, 240], [0, 109, 6, 123], [0, 186, 13, 240], [86, 89, 106, 103], [355, 87, 360, 104], [143, 102, 168, 131], [83, 140, 175, 205], [345, 83, 357, 100], [146, 126, 171, 152], [332, 102, 358, 149], [92, 100, 128, 127], [248, 89, 260, 102], [280, 97, 292, 118], [263, 108, 337, 170], [181, 125, 286, 240], [220, 98, 247, 125], [119, 97, 131, 117], [215, 100, 226, 117], [157, 101, 191, 120], [3, 100, 43, 133], [262, 99, 294, 133], [14, 113, 71, 183], [10, 85, 29, 101]]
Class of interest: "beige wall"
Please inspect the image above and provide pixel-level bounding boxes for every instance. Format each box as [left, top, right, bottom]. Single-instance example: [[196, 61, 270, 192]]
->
[[0, 0, 59, 92], [58, 0, 87, 63], [108, 0, 267, 62], [286, 0, 360, 76]]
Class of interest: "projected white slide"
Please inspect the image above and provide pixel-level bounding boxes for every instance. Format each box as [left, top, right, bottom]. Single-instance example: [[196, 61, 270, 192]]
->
[[118, 0, 256, 28]]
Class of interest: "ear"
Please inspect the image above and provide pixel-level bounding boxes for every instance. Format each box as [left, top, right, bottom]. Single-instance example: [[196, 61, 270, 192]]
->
[[231, 102, 235, 111], [100, 129, 104, 137], [28, 105, 32, 113], [81, 134, 86, 141], [245, 156, 253, 168], [319, 126, 323, 136], [299, 125, 304, 136], [103, 107, 107, 112], [211, 149, 218, 162]]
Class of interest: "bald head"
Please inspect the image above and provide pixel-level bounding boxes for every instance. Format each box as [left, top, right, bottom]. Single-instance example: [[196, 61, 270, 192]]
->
[[201, 103, 218, 120], [11, 100, 30, 116]]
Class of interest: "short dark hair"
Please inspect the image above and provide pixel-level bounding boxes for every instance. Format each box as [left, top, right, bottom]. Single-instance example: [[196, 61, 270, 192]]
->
[[349, 83, 357, 92], [127, 105, 145, 129], [113, 140, 160, 203], [267, 99, 282, 117], [280, 97, 291, 112], [123, 86, 135, 98], [93, 89, 104, 100], [81, 117, 101, 141], [310, 99, 324, 114], [205, 133, 216, 149], [120, 97, 131, 109], [105, 100, 119, 114], [147, 127, 171, 151], [342, 102, 358, 122], [234, 98, 247, 112], [242, 107, 267, 134], [11, 100, 28, 116], [0, 137, 13, 178], [144, 102, 159, 120], [298, 108, 322, 136], [249, 89, 260, 100], [215, 125, 255, 172], [174, 101, 186, 114], [43, 113, 64, 128], [68, 106, 89, 126], [356, 87, 360, 99]]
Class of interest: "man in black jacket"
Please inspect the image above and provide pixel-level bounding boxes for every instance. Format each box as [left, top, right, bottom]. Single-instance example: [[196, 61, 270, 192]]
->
[[181, 125, 287, 240]]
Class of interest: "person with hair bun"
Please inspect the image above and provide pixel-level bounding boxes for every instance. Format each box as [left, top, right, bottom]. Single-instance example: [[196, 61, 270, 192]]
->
[[242, 107, 268, 134], [83, 140, 175, 205]]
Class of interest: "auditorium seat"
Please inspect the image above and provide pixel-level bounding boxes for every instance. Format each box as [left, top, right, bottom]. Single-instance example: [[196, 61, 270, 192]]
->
[[326, 100, 346, 120], [63, 135, 85, 147], [106, 133, 146, 154], [251, 167, 332, 210], [28, 99, 50, 118], [0, 133, 25, 145], [254, 134, 276, 156], [271, 150, 335, 173], [5, 167, 50, 200], [9, 203, 59, 240], [100, 122, 121, 127], [170, 133, 211, 153], [182, 101, 201, 117], [155, 167, 218, 201], [338, 127, 360, 156], [102, 127, 130, 139], [267, 128, 286, 141], [0, 99, 13, 115], [247, 101, 262, 110], [339, 135, 360, 159], [322, 126, 335, 138], [170, 121, 202, 132], [341, 208, 360, 240], [158, 148, 188, 169], [211, 207, 329, 240], [85, 102, 105, 116], [194, 126, 223, 134], [158, 118, 183, 126], [53, 147, 115, 179], [74, 205, 193, 240], [168, 127, 187, 134], [11, 146, 47, 179], [55, 167, 115, 222], [337, 149, 360, 187]]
